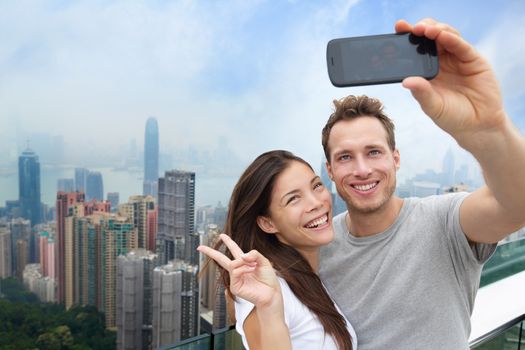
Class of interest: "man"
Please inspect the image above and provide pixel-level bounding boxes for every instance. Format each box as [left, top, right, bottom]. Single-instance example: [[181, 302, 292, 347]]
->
[[319, 18, 525, 349]]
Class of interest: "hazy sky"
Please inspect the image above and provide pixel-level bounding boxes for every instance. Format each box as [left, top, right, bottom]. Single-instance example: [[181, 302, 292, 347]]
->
[[1, 0, 525, 205]]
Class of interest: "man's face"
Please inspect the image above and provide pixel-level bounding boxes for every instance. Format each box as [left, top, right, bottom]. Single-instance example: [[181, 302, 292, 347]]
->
[[326, 116, 400, 214]]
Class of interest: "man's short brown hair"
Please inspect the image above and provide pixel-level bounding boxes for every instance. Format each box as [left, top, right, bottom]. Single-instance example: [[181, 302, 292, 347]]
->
[[321, 95, 396, 162]]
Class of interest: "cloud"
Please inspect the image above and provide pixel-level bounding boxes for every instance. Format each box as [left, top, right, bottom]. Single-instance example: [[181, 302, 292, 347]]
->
[[1, 0, 524, 206], [476, 5, 525, 123]]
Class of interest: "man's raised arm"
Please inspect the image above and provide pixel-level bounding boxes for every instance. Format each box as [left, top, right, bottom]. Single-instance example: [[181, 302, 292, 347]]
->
[[397, 18, 525, 243]]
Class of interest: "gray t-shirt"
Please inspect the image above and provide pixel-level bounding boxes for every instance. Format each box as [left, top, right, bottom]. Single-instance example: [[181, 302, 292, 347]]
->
[[319, 193, 496, 350]]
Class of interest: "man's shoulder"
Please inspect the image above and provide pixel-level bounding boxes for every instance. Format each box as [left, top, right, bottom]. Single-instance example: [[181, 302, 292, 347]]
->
[[406, 192, 469, 208]]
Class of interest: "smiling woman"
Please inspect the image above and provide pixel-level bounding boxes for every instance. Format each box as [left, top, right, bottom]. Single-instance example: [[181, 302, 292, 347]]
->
[[198, 150, 357, 350]]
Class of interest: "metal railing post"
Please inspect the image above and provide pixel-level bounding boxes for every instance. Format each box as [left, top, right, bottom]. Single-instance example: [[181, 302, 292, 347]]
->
[[518, 321, 523, 350]]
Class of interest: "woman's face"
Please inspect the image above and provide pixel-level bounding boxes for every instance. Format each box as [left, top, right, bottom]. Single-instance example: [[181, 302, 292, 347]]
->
[[261, 161, 334, 254]]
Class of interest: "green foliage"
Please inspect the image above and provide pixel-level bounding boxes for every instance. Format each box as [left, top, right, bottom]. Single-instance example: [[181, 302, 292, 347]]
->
[[0, 278, 116, 350]]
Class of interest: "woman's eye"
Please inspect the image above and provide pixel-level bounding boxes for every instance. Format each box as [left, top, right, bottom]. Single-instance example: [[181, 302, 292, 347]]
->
[[314, 182, 324, 190], [286, 195, 299, 205]]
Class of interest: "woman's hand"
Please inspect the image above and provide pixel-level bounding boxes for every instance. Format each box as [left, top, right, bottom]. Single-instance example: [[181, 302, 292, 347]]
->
[[198, 234, 281, 308]]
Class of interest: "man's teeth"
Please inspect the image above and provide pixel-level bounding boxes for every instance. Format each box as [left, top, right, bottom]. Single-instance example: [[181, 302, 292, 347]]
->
[[353, 182, 377, 191], [305, 215, 328, 228]]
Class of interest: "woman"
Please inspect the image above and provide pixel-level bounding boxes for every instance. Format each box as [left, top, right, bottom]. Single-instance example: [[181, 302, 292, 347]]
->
[[198, 150, 356, 349]]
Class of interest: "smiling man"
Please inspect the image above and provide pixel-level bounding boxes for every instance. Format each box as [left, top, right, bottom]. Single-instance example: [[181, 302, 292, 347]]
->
[[318, 18, 525, 350]]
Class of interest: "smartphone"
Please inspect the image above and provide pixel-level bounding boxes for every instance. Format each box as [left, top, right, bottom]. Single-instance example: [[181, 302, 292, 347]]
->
[[326, 33, 439, 87]]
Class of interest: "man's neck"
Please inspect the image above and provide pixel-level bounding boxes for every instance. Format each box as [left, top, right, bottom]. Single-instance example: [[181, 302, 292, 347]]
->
[[346, 196, 404, 237]]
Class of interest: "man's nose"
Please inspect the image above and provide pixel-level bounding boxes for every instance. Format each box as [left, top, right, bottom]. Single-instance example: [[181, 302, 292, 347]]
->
[[352, 156, 372, 178]]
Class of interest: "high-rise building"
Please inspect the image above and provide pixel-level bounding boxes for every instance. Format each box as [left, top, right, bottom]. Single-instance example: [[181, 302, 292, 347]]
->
[[16, 239, 29, 280], [56, 192, 85, 304], [23, 264, 56, 303], [38, 229, 54, 278], [116, 249, 158, 350], [57, 178, 75, 193], [213, 202, 227, 231], [143, 117, 159, 198], [10, 218, 31, 278], [119, 195, 157, 250], [152, 260, 200, 345], [157, 170, 195, 265], [99, 213, 138, 329], [152, 262, 182, 348], [199, 225, 228, 331], [75, 168, 89, 193], [107, 192, 120, 212], [18, 148, 42, 226], [147, 210, 158, 253], [0, 227, 12, 278], [86, 171, 104, 201], [196, 205, 213, 232], [176, 260, 199, 340]]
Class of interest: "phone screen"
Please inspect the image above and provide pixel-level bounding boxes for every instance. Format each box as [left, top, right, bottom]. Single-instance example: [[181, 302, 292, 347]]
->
[[327, 33, 438, 87]]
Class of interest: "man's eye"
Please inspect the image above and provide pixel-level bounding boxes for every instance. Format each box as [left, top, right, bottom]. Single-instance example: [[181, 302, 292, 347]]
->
[[338, 154, 351, 161]]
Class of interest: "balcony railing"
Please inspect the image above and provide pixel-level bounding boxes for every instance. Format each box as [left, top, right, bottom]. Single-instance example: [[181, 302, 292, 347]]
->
[[470, 313, 524, 349], [162, 238, 525, 350], [157, 325, 244, 350]]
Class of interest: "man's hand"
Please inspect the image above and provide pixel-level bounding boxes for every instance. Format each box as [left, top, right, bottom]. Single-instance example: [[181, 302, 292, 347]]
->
[[396, 18, 507, 150]]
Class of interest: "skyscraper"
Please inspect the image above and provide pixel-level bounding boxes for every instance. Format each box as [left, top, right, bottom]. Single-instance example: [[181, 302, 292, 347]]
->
[[143, 117, 159, 198], [152, 260, 199, 346], [119, 195, 157, 250], [199, 225, 228, 331], [56, 192, 85, 304], [152, 263, 182, 348], [16, 239, 29, 280], [107, 192, 120, 212], [86, 171, 104, 201], [18, 148, 42, 226], [116, 249, 157, 350], [0, 227, 12, 278], [10, 218, 31, 278], [157, 171, 195, 265], [57, 178, 75, 193], [99, 214, 138, 329], [75, 168, 89, 193]]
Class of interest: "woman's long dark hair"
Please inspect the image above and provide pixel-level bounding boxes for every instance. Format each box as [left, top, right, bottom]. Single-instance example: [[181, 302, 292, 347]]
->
[[210, 150, 352, 350]]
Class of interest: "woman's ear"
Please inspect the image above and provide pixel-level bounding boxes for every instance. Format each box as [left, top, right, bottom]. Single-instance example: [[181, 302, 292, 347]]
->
[[256, 216, 278, 234]]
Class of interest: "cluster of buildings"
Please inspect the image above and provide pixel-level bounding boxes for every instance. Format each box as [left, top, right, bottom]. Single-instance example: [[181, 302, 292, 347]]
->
[[0, 117, 235, 350], [2, 118, 524, 350]]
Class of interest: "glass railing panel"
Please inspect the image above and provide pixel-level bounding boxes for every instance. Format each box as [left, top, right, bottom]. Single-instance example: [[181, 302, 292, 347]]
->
[[480, 237, 525, 288], [158, 333, 211, 350], [471, 321, 523, 349], [158, 325, 244, 350], [212, 326, 245, 350]]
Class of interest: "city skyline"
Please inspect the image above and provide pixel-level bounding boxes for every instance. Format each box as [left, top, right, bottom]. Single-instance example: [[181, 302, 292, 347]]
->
[[1, 0, 524, 208]]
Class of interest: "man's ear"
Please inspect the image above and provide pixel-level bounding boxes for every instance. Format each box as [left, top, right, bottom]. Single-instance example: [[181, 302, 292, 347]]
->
[[256, 216, 278, 234], [393, 149, 401, 170], [326, 160, 333, 180]]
